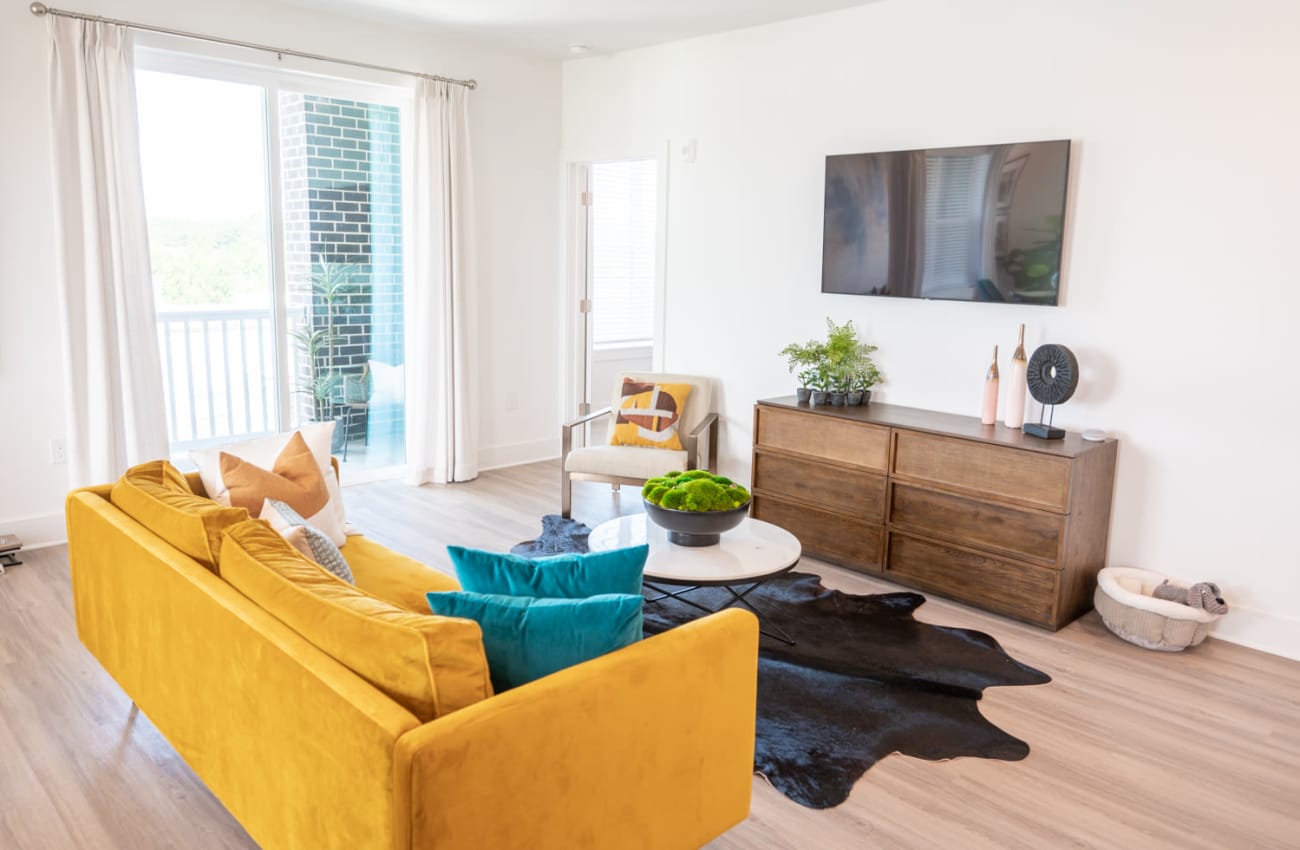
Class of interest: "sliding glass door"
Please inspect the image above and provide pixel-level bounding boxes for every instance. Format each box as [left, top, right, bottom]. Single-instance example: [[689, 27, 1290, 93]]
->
[[135, 57, 409, 472], [136, 71, 278, 448]]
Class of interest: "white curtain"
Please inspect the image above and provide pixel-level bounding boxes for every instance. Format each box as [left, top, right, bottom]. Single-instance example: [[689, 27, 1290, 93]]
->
[[407, 79, 478, 484], [47, 17, 169, 486]]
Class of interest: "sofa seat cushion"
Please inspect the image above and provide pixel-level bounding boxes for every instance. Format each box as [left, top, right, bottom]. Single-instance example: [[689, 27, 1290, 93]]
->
[[563, 445, 688, 479], [222, 521, 492, 720], [110, 460, 249, 573], [345, 535, 460, 613]]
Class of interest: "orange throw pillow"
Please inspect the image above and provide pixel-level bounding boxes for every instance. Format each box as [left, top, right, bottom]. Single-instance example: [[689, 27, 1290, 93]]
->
[[220, 431, 330, 518]]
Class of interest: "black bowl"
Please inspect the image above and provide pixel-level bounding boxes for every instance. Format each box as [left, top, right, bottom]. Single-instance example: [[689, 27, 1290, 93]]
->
[[643, 499, 750, 547]]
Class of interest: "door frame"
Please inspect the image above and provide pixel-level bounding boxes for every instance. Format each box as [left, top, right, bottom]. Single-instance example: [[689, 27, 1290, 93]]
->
[[561, 147, 670, 436]]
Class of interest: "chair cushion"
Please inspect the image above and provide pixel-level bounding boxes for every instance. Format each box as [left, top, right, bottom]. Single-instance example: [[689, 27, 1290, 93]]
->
[[345, 535, 461, 613], [609, 379, 693, 451], [425, 591, 643, 692], [221, 520, 492, 720], [190, 423, 348, 546], [110, 460, 249, 573], [448, 545, 648, 598], [368, 359, 405, 406], [564, 445, 688, 479]]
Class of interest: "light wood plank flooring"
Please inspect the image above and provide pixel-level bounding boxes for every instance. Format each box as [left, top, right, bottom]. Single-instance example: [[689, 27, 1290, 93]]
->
[[2, 460, 1298, 849]]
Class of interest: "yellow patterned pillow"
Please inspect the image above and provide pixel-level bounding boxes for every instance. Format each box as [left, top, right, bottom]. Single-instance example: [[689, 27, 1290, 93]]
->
[[609, 379, 693, 451]]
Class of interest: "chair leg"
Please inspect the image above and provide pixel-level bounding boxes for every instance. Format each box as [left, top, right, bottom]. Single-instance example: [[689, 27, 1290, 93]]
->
[[561, 470, 572, 519], [612, 483, 620, 493]]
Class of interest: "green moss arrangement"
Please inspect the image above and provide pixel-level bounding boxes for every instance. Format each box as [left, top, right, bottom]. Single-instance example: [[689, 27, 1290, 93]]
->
[[642, 469, 751, 512]]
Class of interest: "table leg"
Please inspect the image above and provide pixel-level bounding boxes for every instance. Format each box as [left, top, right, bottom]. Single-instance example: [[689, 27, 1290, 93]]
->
[[643, 580, 795, 646]]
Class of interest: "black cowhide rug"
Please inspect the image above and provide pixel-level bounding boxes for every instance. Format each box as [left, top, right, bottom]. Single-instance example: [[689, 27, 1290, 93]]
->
[[513, 516, 1051, 809]]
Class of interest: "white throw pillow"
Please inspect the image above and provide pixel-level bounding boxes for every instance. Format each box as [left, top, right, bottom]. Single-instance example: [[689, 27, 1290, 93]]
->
[[368, 360, 405, 406], [190, 422, 348, 545]]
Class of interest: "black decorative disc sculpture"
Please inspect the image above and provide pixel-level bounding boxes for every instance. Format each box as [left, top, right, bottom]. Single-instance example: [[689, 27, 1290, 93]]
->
[[1023, 344, 1078, 439]]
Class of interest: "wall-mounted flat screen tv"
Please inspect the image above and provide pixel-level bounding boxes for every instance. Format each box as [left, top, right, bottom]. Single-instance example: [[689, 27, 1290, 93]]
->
[[822, 140, 1071, 305]]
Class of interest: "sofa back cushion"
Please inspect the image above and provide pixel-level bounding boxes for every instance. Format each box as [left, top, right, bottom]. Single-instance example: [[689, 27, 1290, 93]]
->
[[110, 460, 249, 573], [221, 520, 492, 720]]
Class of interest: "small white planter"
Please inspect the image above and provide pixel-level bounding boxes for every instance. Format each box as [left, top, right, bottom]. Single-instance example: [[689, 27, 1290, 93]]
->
[[1094, 567, 1224, 651]]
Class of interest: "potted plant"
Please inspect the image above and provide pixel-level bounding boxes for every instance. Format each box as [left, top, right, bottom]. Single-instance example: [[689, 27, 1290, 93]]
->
[[828, 360, 850, 407], [808, 362, 832, 406], [822, 318, 882, 406], [781, 319, 883, 407], [848, 356, 882, 405], [779, 340, 825, 404], [289, 262, 357, 453]]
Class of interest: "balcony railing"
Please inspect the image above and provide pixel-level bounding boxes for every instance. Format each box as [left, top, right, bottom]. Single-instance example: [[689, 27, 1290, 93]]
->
[[156, 308, 279, 449]]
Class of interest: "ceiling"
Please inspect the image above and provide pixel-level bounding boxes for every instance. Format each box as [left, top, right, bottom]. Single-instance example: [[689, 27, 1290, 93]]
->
[[288, 0, 877, 57]]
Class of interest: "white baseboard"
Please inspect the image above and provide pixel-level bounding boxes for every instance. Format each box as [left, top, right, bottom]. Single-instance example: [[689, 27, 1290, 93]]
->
[[2, 511, 67, 549], [478, 438, 559, 472], [1209, 604, 1300, 662]]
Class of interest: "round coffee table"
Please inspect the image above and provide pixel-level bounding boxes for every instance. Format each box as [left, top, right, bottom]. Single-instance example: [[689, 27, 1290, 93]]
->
[[588, 513, 801, 645]]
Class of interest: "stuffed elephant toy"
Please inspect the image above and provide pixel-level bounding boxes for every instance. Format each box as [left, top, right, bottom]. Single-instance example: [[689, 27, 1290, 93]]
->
[[1152, 580, 1229, 615]]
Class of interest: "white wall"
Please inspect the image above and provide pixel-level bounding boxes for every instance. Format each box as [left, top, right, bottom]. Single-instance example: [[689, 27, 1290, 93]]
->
[[562, 0, 1300, 657], [0, 0, 561, 542]]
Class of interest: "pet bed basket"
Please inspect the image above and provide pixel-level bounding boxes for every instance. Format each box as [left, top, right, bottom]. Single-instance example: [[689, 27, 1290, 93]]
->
[[1094, 567, 1222, 652]]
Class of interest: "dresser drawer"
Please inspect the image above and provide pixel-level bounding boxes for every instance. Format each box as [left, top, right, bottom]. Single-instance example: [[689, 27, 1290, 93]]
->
[[752, 494, 883, 573], [889, 482, 1064, 564], [886, 532, 1059, 626], [753, 450, 886, 521], [892, 431, 1071, 512], [755, 407, 888, 472]]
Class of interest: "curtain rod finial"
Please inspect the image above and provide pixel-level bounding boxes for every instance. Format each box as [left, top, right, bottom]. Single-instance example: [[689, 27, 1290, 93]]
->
[[30, 2, 49, 16]]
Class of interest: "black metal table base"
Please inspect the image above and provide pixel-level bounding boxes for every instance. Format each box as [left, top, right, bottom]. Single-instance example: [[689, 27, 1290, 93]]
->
[[643, 579, 795, 646]]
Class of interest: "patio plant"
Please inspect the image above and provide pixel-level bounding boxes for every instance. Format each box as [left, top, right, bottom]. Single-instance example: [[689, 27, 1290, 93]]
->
[[289, 262, 357, 446]]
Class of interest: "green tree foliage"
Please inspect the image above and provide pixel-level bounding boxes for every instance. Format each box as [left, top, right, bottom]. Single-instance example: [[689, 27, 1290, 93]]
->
[[149, 217, 270, 307]]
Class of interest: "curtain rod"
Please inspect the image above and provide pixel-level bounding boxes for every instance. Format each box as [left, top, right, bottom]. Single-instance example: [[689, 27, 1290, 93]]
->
[[28, 2, 477, 89]]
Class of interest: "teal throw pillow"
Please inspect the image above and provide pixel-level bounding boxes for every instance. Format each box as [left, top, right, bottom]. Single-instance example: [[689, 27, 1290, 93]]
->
[[447, 544, 648, 598], [426, 591, 643, 691]]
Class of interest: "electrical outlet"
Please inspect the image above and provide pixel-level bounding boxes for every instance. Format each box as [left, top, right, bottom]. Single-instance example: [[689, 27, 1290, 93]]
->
[[50, 437, 67, 464], [504, 391, 519, 411]]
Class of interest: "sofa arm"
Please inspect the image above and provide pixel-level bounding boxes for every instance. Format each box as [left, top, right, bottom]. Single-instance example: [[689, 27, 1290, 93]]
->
[[393, 609, 759, 850]]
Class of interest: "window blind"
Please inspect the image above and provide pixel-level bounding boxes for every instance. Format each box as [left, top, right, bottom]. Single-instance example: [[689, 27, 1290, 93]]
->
[[922, 152, 991, 293], [590, 159, 657, 347]]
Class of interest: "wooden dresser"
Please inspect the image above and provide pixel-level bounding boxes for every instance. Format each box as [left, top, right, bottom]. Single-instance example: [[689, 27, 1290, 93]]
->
[[750, 397, 1117, 630]]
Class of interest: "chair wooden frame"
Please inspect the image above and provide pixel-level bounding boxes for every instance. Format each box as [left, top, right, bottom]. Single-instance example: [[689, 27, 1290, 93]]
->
[[561, 409, 719, 519]]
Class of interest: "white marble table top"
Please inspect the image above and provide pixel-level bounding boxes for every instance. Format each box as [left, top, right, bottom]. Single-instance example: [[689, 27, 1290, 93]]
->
[[588, 513, 801, 585]]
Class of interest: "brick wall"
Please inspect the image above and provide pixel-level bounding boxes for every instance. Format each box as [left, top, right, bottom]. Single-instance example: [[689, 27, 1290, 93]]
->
[[280, 94, 404, 445]]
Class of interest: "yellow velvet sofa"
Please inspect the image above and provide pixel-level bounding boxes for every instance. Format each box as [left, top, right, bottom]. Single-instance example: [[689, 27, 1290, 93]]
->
[[65, 474, 759, 850]]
